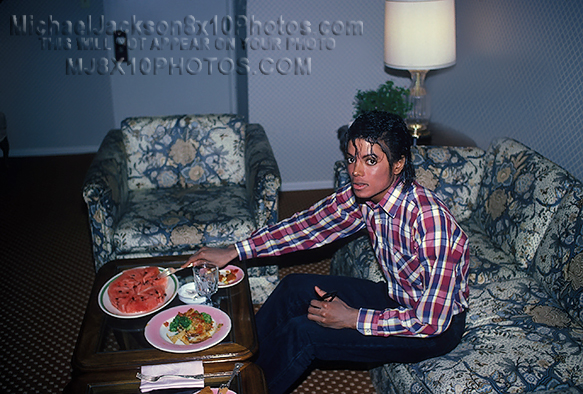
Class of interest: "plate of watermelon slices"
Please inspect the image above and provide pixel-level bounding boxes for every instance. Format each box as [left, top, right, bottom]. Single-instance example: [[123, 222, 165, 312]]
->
[[98, 266, 179, 319]]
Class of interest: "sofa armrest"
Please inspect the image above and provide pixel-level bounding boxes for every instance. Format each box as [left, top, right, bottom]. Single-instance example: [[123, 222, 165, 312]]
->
[[475, 137, 576, 269], [245, 123, 281, 228], [82, 129, 128, 271], [532, 182, 583, 326]]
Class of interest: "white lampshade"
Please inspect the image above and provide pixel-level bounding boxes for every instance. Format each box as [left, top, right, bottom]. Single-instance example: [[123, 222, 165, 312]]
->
[[384, 0, 456, 70]]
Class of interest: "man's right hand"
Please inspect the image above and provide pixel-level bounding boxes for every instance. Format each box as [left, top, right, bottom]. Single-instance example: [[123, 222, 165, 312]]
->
[[182, 245, 239, 269]]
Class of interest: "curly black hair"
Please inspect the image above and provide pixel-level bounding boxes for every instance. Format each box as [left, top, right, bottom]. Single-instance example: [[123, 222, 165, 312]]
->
[[345, 111, 415, 188]]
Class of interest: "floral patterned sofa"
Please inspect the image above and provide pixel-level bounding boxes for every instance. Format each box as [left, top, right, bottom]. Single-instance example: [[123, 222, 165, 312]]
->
[[83, 114, 281, 272], [331, 137, 583, 393]]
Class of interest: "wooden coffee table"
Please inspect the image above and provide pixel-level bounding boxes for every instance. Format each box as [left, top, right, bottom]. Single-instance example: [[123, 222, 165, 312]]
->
[[65, 256, 267, 393]]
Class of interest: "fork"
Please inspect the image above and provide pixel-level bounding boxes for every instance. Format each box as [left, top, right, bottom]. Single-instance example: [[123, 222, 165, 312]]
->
[[157, 263, 191, 279], [136, 372, 204, 382], [218, 363, 243, 394]]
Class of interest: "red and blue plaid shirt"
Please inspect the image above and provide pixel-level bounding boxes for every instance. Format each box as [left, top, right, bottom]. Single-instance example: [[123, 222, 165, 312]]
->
[[235, 181, 470, 337]]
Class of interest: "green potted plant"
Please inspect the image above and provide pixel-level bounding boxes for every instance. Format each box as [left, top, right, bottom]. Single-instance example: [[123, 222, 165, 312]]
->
[[338, 81, 411, 153], [353, 80, 410, 119]]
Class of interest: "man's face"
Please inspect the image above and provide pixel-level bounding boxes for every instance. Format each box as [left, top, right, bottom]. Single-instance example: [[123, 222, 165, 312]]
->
[[346, 138, 404, 203]]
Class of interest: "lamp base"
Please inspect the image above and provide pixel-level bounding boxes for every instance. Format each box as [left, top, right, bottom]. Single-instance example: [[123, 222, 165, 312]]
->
[[406, 70, 431, 140], [407, 122, 430, 140]]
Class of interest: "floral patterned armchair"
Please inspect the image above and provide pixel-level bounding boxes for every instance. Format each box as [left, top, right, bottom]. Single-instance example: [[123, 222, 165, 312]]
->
[[83, 114, 281, 272]]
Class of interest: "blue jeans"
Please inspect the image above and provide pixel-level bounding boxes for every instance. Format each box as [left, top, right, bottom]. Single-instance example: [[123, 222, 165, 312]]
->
[[254, 273, 466, 394]]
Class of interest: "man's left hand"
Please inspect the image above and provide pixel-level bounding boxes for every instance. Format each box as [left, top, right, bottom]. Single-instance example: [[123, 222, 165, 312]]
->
[[307, 286, 359, 330]]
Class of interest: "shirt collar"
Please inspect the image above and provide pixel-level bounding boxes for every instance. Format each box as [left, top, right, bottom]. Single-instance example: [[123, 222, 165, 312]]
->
[[365, 179, 407, 218]]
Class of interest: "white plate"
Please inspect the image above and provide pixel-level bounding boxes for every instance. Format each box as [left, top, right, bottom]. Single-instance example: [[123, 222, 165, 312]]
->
[[98, 266, 178, 319], [178, 282, 207, 304], [218, 265, 245, 288], [145, 304, 231, 353]]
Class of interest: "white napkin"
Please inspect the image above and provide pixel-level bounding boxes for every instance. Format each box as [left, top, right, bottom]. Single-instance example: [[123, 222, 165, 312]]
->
[[140, 360, 204, 392]]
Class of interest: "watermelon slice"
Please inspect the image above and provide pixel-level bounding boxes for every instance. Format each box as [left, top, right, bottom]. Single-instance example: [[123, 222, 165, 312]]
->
[[108, 267, 168, 313]]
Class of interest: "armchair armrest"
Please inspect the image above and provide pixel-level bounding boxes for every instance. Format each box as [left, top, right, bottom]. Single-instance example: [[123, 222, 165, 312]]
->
[[82, 129, 128, 271], [245, 124, 281, 228]]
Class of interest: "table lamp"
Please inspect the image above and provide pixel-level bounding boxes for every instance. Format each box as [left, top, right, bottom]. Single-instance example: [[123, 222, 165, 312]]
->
[[384, 0, 456, 139]]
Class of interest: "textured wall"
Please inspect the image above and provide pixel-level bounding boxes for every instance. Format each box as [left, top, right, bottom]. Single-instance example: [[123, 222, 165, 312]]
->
[[103, 0, 237, 126], [3, 0, 582, 188], [0, 0, 115, 156], [247, 0, 400, 190], [248, 0, 583, 190], [1, 0, 237, 156], [431, 0, 583, 183]]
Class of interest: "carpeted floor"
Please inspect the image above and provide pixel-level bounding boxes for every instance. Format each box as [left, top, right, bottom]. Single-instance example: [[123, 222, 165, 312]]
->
[[0, 155, 376, 394]]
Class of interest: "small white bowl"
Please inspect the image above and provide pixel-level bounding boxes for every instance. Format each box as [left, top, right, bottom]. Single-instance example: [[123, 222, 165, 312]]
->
[[178, 283, 206, 304]]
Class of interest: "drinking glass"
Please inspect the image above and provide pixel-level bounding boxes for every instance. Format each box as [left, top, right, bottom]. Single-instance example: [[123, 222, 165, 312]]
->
[[193, 262, 219, 305]]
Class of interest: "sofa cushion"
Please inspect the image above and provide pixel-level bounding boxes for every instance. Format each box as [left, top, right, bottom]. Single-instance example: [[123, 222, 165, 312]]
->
[[532, 183, 583, 325], [474, 138, 575, 269], [460, 216, 530, 286], [412, 145, 486, 222], [121, 114, 246, 190], [329, 232, 385, 283], [114, 184, 255, 257], [370, 277, 583, 393]]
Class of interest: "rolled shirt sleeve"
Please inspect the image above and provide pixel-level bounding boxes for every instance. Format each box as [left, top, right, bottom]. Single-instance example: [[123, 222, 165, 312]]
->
[[235, 184, 366, 260]]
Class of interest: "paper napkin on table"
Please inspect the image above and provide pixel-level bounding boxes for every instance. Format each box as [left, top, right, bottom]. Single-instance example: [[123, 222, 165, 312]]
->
[[140, 360, 204, 392]]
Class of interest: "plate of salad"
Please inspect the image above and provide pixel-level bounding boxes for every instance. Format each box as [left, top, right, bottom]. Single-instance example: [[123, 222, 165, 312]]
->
[[145, 305, 231, 353]]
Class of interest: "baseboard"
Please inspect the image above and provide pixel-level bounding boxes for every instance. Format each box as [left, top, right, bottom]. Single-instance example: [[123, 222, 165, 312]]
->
[[9, 145, 100, 157], [7, 147, 336, 192], [281, 180, 334, 192]]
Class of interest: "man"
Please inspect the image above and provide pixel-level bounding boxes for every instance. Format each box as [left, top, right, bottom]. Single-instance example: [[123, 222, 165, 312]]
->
[[186, 111, 469, 394]]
